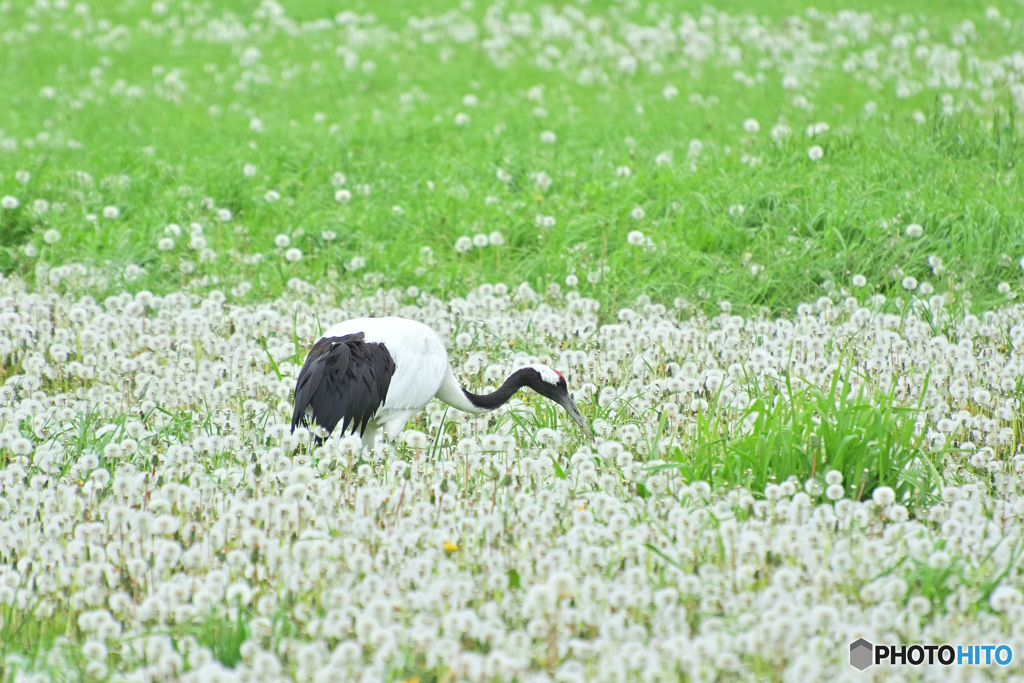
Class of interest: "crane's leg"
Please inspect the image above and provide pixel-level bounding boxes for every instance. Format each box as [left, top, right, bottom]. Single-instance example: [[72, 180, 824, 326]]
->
[[384, 412, 415, 443]]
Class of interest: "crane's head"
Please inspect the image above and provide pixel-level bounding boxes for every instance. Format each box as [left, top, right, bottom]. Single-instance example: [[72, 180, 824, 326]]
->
[[520, 364, 593, 441]]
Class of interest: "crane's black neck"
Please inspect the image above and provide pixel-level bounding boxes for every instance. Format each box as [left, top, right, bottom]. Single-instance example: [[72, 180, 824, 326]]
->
[[462, 368, 542, 411]]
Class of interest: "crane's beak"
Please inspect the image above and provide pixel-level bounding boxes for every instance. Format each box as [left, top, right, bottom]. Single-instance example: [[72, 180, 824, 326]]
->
[[557, 393, 594, 442]]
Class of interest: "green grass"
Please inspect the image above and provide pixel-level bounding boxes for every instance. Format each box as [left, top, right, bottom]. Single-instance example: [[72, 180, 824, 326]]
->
[[0, 0, 1022, 316], [659, 371, 943, 503], [0, 605, 71, 658], [191, 610, 251, 668]]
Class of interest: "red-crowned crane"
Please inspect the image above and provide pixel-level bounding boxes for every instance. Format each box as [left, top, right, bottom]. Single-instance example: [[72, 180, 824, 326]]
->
[[291, 317, 592, 448]]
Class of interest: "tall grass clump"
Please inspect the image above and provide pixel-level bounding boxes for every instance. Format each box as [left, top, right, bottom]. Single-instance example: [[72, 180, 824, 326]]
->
[[665, 370, 942, 503]]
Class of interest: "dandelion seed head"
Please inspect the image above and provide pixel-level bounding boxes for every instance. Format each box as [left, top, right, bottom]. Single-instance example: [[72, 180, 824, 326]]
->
[[872, 487, 896, 507]]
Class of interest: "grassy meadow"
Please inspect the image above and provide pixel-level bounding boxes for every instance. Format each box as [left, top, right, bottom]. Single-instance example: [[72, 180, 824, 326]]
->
[[2, 0, 1024, 681], [1, 0, 1023, 313]]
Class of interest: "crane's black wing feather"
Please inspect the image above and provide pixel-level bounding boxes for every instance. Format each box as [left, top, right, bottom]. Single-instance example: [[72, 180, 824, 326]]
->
[[291, 333, 396, 437]]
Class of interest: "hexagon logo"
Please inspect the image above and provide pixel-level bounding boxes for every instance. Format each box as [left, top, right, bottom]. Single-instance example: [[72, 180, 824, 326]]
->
[[850, 638, 874, 670]]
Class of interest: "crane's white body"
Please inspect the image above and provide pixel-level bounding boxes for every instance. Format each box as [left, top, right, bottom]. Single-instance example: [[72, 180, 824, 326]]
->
[[319, 317, 485, 447]]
